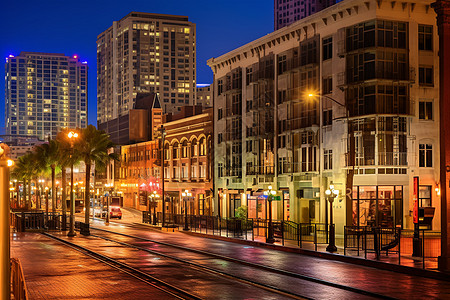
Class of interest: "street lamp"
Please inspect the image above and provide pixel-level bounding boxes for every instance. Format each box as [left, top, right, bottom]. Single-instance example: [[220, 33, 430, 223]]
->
[[325, 184, 339, 253], [150, 191, 159, 225], [104, 183, 112, 225], [56, 180, 60, 210], [264, 185, 277, 244], [182, 189, 192, 231], [67, 130, 78, 237], [307, 92, 354, 228]]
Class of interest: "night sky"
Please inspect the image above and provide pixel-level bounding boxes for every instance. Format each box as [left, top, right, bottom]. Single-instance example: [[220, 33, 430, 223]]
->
[[0, 0, 273, 130]]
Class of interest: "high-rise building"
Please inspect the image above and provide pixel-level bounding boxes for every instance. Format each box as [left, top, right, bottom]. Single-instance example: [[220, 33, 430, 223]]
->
[[274, 0, 336, 30], [209, 0, 440, 232], [196, 84, 212, 107], [97, 12, 196, 126], [5, 52, 88, 140]]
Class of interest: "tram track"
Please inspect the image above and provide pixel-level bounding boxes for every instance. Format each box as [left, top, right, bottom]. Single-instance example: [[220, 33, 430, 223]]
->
[[41, 232, 202, 300], [88, 225, 397, 300]]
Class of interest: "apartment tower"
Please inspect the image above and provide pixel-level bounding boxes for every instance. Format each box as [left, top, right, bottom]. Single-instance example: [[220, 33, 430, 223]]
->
[[5, 52, 87, 140], [97, 12, 196, 126], [275, 0, 336, 30]]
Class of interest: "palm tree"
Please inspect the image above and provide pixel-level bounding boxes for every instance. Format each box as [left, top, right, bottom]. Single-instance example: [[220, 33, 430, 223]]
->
[[35, 139, 60, 213], [56, 129, 80, 229], [76, 125, 117, 234], [12, 152, 39, 209]]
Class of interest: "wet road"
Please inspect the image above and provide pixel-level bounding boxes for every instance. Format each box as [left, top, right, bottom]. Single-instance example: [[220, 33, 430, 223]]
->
[[67, 215, 450, 299]]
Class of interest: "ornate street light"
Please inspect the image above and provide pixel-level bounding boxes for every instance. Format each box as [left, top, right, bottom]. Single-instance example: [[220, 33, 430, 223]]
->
[[67, 130, 79, 237], [150, 191, 160, 225], [182, 189, 192, 231], [264, 185, 277, 244], [325, 184, 339, 252]]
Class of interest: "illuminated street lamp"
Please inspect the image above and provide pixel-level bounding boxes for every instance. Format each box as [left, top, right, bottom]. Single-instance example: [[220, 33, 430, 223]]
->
[[56, 180, 60, 210], [308, 92, 354, 228], [264, 185, 277, 244], [182, 189, 192, 231], [150, 191, 160, 225], [67, 130, 79, 237], [325, 185, 339, 253]]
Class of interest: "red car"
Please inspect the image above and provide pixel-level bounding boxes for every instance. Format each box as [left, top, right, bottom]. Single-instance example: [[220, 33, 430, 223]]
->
[[110, 207, 122, 219]]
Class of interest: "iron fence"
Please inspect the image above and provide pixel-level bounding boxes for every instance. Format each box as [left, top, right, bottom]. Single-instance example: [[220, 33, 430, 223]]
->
[[11, 212, 69, 232], [344, 226, 408, 265]]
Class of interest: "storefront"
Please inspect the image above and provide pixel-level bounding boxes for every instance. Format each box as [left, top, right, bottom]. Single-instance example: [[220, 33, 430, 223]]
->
[[352, 185, 403, 228]]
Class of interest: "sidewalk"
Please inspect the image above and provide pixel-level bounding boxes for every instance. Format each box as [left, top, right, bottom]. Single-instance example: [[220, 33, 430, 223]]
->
[[180, 229, 448, 280], [135, 219, 449, 281], [10, 232, 178, 299]]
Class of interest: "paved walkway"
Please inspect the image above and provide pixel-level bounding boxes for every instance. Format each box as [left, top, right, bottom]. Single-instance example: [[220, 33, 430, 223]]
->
[[10, 232, 178, 300], [87, 208, 443, 272]]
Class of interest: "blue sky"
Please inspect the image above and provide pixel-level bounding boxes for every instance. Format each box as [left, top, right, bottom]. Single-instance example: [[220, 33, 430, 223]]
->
[[0, 0, 273, 129]]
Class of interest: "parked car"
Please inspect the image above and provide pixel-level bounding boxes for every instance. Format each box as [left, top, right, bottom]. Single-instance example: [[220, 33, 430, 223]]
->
[[110, 207, 122, 219], [93, 206, 103, 218]]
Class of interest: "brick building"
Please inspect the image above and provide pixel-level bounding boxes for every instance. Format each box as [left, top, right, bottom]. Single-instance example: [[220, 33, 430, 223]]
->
[[118, 106, 213, 215]]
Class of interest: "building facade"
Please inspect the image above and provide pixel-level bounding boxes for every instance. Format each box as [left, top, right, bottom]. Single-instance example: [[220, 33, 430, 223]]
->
[[118, 106, 213, 215], [5, 52, 87, 140], [275, 0, 336, 30], [196, 84, 212, 107], [209, 0, 441, 232], [97, 11, 196, 124]]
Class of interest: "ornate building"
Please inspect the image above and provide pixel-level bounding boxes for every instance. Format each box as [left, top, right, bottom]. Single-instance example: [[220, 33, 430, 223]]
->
[[118, 106, 213, 215], [209, 0, 441, 233]]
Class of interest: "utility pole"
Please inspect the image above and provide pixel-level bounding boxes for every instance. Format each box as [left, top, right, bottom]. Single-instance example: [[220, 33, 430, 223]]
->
[[433, 0, 450, 272], [0, 144, 13, 300], [159, 125, 166, 227]]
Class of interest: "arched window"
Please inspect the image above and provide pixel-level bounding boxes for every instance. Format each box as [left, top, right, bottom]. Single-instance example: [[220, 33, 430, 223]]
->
[[172, 142, 179, 159], [191, 138, 198, 157], [182, 140, 188, 158], [164, 143, 170, 160], [199, 137, 206, 156]]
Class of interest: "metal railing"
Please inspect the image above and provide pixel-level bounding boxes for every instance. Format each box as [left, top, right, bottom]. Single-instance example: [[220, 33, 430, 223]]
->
[[345, 226, 401, 256], [10, 257, 28, 300], [146, 213, 328, 249], [11, 212, 69, 232]]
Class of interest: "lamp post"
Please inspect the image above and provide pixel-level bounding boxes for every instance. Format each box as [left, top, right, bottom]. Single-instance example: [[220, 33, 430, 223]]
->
[[264, 185, 277, 244], [182, 189, 192, 231], [67, 130, 78, 237], [325, 185, 339, 253], [308, 92, 354, 229], [150, 191, 159, 225], [104, 183, 111, 225], [55, 180, 60, 210]]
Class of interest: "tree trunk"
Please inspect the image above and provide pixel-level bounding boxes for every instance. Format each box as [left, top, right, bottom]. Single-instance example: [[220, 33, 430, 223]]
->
[[62, 167, 67, 214], [51, 165, 56, 213], [28, 180, 31, 210], [22, 180, 27, 209], [33, 178, 39, 209], [85, 162, 91, 224]]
